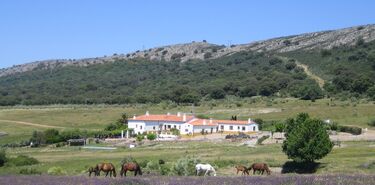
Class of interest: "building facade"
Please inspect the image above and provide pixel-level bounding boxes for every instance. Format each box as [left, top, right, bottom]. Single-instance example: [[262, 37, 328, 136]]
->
[[128, 111, 259, 135]]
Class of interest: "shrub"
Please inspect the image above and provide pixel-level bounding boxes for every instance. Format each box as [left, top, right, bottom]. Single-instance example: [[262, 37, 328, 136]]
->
[[275, 122, 286, 132], [256, 135, 270, 145], [321, 50, 332, 57], [136, 134, 144, 142], [283, 40, 292, 46], [269, 58, 283, 65], [47, 166, 67, 175], [0, 148, 6, 167], [7, 155, 39, 166], [368, 119, 375, 127], [204, 52, 212, 59], [171, 53, 184, 60], [170, 128, 180, 136], [19, 168, 42, 175], [171, 156, 200, 176], [147, 133, 157, 140], [338, 125, 362, 135]]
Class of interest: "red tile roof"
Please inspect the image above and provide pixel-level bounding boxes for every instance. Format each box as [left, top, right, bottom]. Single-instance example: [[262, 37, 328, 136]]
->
[[132, 114, 194, 122], [187, 119, 217, 126]]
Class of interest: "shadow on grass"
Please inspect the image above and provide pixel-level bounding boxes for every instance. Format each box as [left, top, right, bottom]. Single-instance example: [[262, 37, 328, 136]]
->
[[281, 161, 325, 174]]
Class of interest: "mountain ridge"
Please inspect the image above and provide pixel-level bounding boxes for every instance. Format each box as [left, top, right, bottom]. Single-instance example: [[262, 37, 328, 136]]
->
[[1, 24, 375, 77]]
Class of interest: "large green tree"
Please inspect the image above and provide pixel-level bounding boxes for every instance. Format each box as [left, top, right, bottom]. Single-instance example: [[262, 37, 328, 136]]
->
[[282, 113, 333, 163]]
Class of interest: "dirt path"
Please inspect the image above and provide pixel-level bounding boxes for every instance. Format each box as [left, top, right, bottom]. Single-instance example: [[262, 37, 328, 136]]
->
[[277, 56, 325, 89], [0, 119, 65, 129], [295, 62, 325, 88]]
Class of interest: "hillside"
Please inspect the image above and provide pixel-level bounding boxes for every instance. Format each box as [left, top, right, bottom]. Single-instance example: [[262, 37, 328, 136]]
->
[[0, 24, 374, 105], [1, 24, 375, 77]]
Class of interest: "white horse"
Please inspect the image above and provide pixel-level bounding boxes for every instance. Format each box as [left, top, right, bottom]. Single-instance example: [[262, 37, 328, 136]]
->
[[195, 163, 217, 176]]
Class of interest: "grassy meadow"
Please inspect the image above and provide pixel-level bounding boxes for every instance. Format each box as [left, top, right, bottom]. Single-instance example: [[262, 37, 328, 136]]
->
[[0, 98, 374, 176]]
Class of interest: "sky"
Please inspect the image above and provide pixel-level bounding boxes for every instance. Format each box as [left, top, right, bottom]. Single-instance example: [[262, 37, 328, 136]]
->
[[0, 0, 375, 68]]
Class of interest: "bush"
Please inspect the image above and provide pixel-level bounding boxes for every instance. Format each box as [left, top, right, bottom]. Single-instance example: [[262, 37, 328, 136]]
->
[[19, 168, 42, 175], [0, 148, 6, 167], [147, 133, 157, 140], [136, 134, 144, 142], [338, 125, 362, 135], [171, 156, 200, 176], [47, 166, 67, 175], [256, 135, 270, 145], [368, 119, 375, 127], [170, 128, 180, 136], [7, 155, 39, 166], [204, 52, 212, 59]]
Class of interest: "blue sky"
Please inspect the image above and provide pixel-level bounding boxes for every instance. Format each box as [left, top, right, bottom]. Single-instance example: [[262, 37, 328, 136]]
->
[[0, 1, 374, 68]]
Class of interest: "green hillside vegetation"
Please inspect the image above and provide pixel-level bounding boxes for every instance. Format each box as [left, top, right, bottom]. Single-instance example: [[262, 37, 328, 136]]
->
[[283, 39, 375, 100], [0, 40, 375, 106], [0, 51, 320, 105]]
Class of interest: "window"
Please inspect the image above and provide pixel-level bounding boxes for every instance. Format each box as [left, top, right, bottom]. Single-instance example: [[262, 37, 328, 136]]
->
[[140, 126, 143, 130], [153, 126, 156, 130], [253, 126, 256, 131], [174, 125, 177, 129], [136, 124, 138, 128], [185, 129, 188, 132], [229, 126, 233, 130], [179, 126, 181, 129], [237, 126, 240, 130], [220, 125, 224, 130], [242, 126, 246, 131], [168, 125, 171, 129]]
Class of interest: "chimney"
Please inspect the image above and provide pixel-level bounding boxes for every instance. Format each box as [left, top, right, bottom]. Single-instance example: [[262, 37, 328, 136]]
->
[[167, 112, 171, 116], [209, 118, 213, 124], [203, 119, 207, 125], [183, 113, 187, 121], [133, 114, 136, 119], [146, 111, 149, 116], [248, 118, 252, 123], [177, 112, 181, 117]]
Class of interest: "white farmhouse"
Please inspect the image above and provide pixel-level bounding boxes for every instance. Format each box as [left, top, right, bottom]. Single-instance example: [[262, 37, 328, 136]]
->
[[128, 111, 259, 135]]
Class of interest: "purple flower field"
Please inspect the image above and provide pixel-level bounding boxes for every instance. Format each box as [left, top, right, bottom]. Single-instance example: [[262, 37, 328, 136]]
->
[[0, 174, 374, 185]]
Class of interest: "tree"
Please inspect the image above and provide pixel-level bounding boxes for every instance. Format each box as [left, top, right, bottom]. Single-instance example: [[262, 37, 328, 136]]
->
[[44, 129, 61, 144], [210, 89, 225, 99], [282, 113, 333, 163]]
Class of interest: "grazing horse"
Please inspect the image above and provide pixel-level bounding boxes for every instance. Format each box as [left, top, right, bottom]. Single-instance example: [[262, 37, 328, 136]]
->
[[195, 163, 217, 176], [248, 163, 271, 175], [235, 165, 249, 175], [96, 163, 117, 177], [88, 166, 98, 177], [120, 162, 142, 177]]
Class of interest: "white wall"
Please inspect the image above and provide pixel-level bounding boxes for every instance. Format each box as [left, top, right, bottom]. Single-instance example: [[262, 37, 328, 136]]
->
[[219, 124, 258, 132], [128, 121, 146, 134], [192, 125, 218, 134]]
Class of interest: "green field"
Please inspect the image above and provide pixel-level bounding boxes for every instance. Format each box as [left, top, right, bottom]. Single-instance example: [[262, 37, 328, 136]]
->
[[0, 98, 375, 175], [0, 140, 375, 175]]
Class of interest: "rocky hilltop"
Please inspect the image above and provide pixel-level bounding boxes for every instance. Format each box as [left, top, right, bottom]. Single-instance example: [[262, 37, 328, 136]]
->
[[1, 24, 375, 77]]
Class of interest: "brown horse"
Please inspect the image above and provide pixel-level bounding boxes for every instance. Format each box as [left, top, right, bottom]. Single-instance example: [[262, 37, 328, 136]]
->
[[88, 166, 98, 177], [248, 163, 271, 175], [235, 165, 249, 175], [120, 162, 142, 177], [95, 163, 117, 177]]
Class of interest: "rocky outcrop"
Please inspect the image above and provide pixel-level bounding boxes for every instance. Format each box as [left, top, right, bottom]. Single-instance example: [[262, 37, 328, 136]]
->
[[1, 24, 375, 77]]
